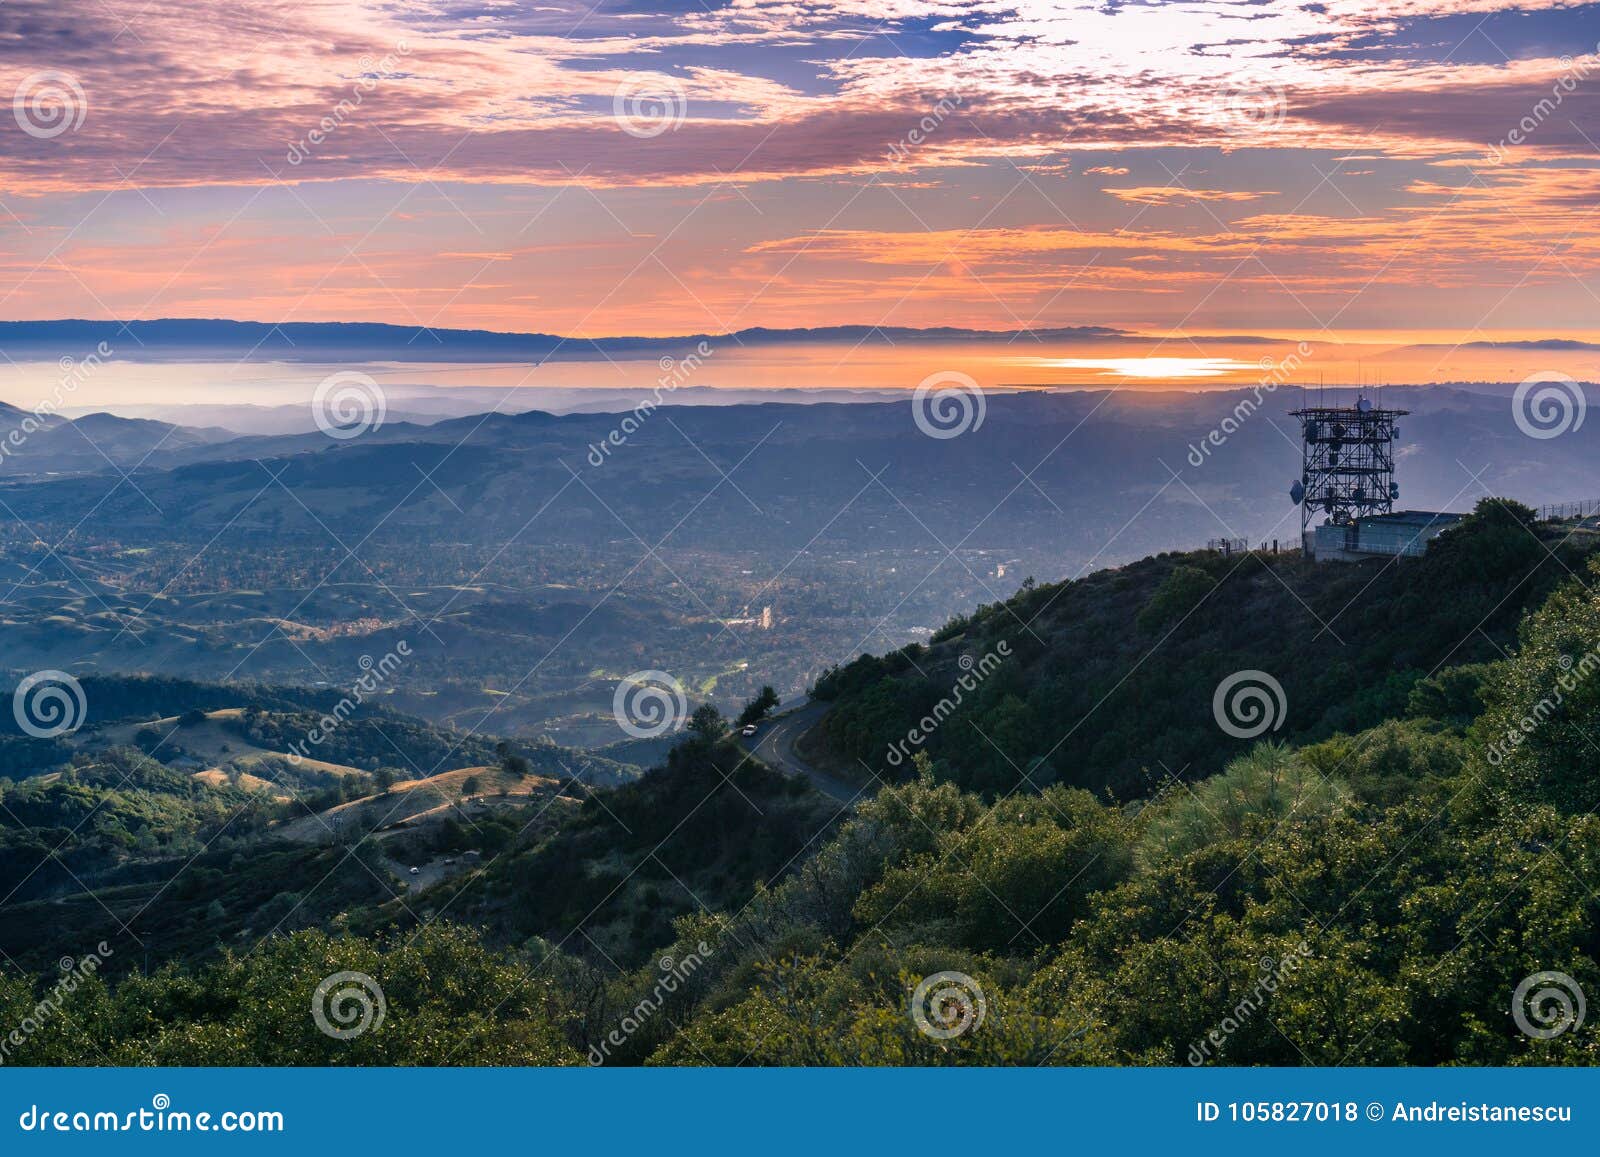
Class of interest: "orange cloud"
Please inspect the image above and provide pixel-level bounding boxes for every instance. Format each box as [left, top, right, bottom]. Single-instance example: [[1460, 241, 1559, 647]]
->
[[2, 0, 1597, 340], [1104, 187, 1280, 205]]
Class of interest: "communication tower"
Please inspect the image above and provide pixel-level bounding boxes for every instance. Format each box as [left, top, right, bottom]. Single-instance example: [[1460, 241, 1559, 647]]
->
[[1288, 394, 1407, 543]]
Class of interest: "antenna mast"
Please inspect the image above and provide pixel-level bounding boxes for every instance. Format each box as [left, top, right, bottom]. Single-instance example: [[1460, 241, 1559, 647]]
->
[[1289, 387, 1409, 550]]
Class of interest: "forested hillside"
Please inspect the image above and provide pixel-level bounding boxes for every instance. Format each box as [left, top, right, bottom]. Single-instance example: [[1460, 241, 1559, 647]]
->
[[7, 500, 1600, 1066], [812, 500, 1593, 796]]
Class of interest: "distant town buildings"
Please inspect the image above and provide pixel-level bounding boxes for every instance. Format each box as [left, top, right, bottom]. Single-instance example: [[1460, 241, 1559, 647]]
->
[[725, 604, 776, 630]]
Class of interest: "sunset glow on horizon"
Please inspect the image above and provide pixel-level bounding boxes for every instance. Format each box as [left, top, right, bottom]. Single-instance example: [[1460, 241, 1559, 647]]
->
[[1008, 357, 1266, 380], [1, 0, 1599, 373]]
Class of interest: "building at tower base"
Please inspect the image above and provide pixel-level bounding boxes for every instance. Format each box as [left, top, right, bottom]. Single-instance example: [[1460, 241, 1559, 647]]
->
[[1304, 509, 1463, 562]]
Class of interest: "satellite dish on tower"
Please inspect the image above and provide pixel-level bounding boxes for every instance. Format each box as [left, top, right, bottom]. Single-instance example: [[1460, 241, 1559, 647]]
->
[[1290, 479, 1305, 506]]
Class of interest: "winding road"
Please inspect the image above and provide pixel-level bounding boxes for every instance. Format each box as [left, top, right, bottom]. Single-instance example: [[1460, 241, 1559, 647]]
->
[[736, 700, 863, 806]]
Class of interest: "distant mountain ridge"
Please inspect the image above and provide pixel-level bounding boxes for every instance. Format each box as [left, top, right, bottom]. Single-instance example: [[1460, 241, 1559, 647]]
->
[[2, 385, 1592, 557], [0, 403, 237, 477], [0, 318, 1132, 362], [59, 385, 922, 436]]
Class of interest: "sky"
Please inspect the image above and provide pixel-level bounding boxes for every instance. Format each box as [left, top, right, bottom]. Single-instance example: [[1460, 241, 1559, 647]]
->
[[2, 0, 1600, 372]]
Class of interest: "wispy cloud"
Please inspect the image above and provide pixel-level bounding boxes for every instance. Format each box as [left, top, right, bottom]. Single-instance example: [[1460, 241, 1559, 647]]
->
[[2, 0, 1597, 336]]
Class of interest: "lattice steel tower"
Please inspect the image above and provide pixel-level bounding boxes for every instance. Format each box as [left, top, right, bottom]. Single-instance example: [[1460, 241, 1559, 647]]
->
[[1288, 396, 1408, 538]]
